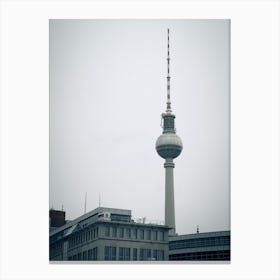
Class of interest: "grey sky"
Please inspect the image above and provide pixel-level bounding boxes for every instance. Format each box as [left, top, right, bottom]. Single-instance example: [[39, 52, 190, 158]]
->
[[50, 19, 230, 235]]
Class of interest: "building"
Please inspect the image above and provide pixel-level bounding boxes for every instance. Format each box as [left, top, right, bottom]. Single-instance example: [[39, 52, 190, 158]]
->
[[169, 231, 230, 261], [155, 28, 183, 236], [49, 207, 170, 261]]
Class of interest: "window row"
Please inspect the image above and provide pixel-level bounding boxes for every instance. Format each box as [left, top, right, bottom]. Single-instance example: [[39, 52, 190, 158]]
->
[[104, 226, 164, 241], [169, 236, 230, 250], [68, 247, 98, 261], [169, 250, 230, 261], [68, 227, 99, 248], [104, 246, 165, 261], [139, 249, 164, 261]]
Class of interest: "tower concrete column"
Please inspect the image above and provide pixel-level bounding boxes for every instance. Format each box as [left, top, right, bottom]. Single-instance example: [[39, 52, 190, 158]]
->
[[164, 158, 175, 236]]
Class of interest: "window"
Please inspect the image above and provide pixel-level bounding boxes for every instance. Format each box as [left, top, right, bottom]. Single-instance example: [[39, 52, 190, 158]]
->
[[119, 228, 124, 238], [139, 249, 151, 260], [139, 249, 144, 261], [119, 247, 124, 260], [105, 226, 110, 237], [88, 249, 92, 260], [104, 246, 116, 260], [158, 250, 164, 260], [147, 249, 151, 260], [153, 250, 157, 260], [139, 229, 144, 239], [133, 229, 137, 239], [83, 251, 87, 260], [125, 248, 130, 260], [93, 247, 98, 260], [95, 227, 98, 238], [112, 227, 117, 237], [159, 231, 164, 241], [126, 228, 131, 238], [146, 230, 151, 240], [133, 248, 137, 260], [153, 231, 158, 241], [119, 247, 130, 261]]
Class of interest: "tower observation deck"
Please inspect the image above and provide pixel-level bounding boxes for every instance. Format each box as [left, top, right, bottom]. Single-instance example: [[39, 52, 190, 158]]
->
[[155, 29, 183, 236]]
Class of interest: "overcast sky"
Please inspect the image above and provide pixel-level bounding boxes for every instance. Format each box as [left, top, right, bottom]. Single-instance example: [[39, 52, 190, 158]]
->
[[49, 19, 230, 235]]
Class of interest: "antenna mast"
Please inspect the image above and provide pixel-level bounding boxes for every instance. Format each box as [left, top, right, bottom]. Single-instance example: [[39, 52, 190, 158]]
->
[[166, 28, 172, 113], [84, 192, 87, 214]]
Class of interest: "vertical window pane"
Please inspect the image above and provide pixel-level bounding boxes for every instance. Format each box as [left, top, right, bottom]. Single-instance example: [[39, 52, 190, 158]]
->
[[119, 228, 124, 238], [112, 247, 116, 260], [105, 226, 110, 237], [139, 229, 144, 239], [125, 248, 130, 260], [133, 248, 137, 260], [119, 247, 124, 261], [126, 228, 131, 238]]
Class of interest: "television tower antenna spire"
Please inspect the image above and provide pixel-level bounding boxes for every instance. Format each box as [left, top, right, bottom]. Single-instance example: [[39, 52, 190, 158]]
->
[[166, 28, 172, 113]]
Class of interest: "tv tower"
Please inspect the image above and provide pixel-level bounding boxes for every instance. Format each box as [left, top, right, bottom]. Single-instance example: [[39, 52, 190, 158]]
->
[[156, 29, 183, 236]]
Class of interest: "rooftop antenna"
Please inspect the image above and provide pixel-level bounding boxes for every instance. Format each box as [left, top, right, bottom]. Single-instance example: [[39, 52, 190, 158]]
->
[[196, 225, 199, 234], [61, 204, 64, 211], [99, 192, 101, 207], [166, 28, 172, 113], [84, 192, 87, 214]]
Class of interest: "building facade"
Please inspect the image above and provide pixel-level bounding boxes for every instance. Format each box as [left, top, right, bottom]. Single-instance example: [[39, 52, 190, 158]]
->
[[169, 231, 230, 261], [50, 207, 169, 261]]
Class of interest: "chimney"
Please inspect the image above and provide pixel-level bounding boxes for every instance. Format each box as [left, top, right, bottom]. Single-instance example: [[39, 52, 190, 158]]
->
[[49, 209, 66, 227]]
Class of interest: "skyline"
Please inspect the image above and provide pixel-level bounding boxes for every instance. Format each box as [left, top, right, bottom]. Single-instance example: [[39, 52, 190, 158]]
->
[[50, 19, 230, 235]]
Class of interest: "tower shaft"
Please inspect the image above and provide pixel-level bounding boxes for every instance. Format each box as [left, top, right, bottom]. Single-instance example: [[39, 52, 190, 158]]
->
[[164, 158, 175, 235]]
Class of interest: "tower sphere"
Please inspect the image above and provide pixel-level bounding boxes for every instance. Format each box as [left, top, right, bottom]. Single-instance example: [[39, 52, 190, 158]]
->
[[156, 133, 183, 159]]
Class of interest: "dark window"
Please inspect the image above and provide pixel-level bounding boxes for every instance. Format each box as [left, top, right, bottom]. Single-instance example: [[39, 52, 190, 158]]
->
[[111, 247, 116, 260], [119, 247, 124, 261], [153, 231, 158, 241], [133, 229, 137, 239], [88, 249, 92, 260], [112, 227, 117, 237], [105, 246, 116, 260], [159, 231, 164, 241], [83, 251, 87, 260], [125, 248, 130, 260], [119, 228, 124, 238], [105, 226, 110, 237], [158, 250, 164, 260], [139, 229, 144, 239], [93, 247, 98, 260], [139, 249, 144, 261], [119, 247, 130, 260], [126, 228, 131, 238], [133, 248, 137, 260], [146, 230, 151, 240]]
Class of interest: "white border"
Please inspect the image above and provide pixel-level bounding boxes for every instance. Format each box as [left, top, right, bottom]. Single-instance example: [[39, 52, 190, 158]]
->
[[0, 1, 279, 279]]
